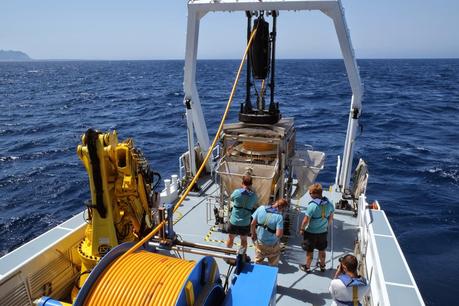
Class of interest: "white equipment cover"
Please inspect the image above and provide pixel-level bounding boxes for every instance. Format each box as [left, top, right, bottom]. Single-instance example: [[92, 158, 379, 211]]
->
[[351, 158, 368, 198], [217, 159, 277, 205], [292, 150, 325, 199]]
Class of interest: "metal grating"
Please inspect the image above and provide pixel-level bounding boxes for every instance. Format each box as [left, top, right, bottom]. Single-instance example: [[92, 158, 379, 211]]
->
[[28, 251, 77, 300], [0, 280, 32, 306]]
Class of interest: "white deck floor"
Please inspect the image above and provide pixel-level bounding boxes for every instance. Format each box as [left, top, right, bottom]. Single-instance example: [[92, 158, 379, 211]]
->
[[173, 181, 359, 306]]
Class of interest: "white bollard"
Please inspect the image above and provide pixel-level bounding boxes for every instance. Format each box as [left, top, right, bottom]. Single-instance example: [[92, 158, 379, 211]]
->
[[164, 179, 171, 196], [171, 174, 178, 187]]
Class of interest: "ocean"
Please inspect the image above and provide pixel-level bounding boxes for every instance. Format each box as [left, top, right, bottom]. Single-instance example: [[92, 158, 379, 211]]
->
[[0, 59, 457, 305]]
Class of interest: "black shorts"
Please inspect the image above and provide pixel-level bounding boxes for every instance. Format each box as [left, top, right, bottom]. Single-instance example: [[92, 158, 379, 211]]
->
[[302, 231, 328, 252], [227, 223, 250, 236]]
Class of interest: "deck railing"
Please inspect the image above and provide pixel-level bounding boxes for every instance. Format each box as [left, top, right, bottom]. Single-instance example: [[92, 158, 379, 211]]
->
[[357, 195, 425, 306], [358, 195, 390, 305]]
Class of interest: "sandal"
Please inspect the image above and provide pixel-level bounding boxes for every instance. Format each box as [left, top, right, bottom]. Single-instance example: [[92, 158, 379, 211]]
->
[[319, 263, 326, 272], [299, 264, 311, 273]]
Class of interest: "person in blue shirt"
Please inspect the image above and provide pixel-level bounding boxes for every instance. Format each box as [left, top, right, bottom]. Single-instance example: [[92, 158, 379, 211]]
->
[[299, 183, 334, 273], [250, 198, 288, 266], [226, 175, 258, 250]]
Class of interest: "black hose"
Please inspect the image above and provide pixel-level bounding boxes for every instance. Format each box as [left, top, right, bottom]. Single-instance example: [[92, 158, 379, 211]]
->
[[223, 264, 235, 292], [85, 129, 107, 218], [75, 270, 92, 290]]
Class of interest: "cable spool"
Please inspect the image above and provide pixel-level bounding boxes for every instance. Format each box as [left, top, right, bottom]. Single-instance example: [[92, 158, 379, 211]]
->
[[75, 244, 224, 306]]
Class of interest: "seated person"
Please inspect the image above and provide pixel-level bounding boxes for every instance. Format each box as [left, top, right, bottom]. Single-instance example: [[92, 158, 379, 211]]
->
[[226, 175, 257, 250], [250, 198, 288, 266], [329, 254, 369, 306]]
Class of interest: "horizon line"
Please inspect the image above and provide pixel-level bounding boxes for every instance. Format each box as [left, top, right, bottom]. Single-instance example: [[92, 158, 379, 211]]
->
[[1, 56, 458, 62]]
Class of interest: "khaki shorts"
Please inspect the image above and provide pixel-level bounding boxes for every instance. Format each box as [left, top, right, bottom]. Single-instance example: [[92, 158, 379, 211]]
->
[[255, 241, 281, 266]]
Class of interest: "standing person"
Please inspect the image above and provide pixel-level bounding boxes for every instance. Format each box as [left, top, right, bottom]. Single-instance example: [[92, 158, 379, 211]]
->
[[298, 183, 334, 273], [329, 254, 369, 306], [226, 175, 258, 250], [251, 198, 288, 266]]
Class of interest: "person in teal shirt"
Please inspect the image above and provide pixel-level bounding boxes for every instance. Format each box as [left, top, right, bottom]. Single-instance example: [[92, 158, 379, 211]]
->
[[251, 198, 288, 266], [226, 175, 258, 250], [299, 183, 334, 273]]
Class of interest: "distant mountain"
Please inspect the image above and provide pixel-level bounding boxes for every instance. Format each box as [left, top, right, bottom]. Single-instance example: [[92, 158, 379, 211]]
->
[[0, 50, 31, 61]]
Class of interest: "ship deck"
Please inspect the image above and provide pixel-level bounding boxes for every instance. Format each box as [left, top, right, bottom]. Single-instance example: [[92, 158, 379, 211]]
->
[[0, 177, 427, 305], [172, 180, 358, 306]]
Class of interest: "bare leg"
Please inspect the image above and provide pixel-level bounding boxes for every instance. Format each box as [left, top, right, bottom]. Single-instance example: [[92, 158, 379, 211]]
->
[[319, 250, 326, 267], [226, 234, 235, 248], [240, 236, 248, 250], [306, 251, 313, 268]]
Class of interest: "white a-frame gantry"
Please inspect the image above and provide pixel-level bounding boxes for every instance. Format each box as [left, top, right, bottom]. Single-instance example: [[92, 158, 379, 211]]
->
[[183, 0, 363, 192]]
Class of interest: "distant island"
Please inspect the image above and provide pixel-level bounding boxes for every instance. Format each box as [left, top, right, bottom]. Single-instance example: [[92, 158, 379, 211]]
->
[[0, 50, 31, 61]]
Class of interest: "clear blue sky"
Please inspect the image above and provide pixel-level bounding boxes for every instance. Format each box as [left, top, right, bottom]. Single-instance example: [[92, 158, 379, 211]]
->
[[1, 0, 458, 60]]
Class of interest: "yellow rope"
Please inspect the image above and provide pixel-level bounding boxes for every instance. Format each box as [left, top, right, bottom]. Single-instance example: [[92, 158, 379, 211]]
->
[[260, 79, 266, 99], [118, 26, 259, 260], [82, 26, 259, 306]]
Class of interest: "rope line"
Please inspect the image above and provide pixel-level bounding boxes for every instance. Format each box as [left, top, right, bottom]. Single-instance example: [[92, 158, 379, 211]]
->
[[119, 25, 259, 260], [82, 26, 259, 306]]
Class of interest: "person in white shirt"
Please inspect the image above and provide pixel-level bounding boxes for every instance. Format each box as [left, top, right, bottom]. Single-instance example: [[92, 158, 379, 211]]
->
[[329, 254, 369, 306]]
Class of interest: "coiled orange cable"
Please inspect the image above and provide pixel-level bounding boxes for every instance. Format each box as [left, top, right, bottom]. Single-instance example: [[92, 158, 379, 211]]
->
[[85, 252, 195, 305]]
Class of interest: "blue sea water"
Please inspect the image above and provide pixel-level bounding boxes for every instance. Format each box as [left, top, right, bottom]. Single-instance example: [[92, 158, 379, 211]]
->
[[0, 59, 458, 305]]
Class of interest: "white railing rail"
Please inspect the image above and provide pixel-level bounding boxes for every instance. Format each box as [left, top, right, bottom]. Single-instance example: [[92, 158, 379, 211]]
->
[[335, 155, 341, 188], [179, 151, 188, 180], [358, 195, 391, 305]]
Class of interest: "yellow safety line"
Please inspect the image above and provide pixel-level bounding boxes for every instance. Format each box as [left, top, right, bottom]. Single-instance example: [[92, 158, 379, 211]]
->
[[203, 225, 254, 248], [173, 211, 184, 225]]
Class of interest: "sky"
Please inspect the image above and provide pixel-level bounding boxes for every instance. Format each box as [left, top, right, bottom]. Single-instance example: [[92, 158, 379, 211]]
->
[[1, 0, 458, 60]]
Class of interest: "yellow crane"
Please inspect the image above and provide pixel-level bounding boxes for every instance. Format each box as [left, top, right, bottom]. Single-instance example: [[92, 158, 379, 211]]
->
[[73, 129, 159, 298]]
